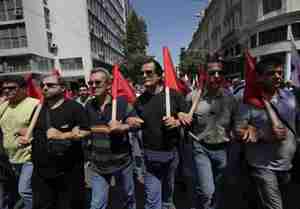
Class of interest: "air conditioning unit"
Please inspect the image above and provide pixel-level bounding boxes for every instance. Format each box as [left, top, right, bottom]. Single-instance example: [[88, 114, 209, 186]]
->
[[50, 43, 58, 49]]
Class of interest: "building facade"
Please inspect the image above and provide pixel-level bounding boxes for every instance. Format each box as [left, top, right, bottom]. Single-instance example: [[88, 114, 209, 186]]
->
[[0, 0, 128, 80], [188, 0, 300, 79]]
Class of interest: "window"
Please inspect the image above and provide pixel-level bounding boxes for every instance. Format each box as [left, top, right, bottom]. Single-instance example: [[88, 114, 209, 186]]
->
[[292, 23, 300, 40], [250, 34, 257, 48], [259, 26, 287, 45], [59, 58, 83, 71], [44, 7, 50, 29], [263, 0, 282, 15], [0, 23, 27, 49]]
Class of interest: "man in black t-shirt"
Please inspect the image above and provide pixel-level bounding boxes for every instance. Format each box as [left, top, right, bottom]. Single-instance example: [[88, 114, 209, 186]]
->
[[32, 74, 90, 209], [134, 58, 190, 209]]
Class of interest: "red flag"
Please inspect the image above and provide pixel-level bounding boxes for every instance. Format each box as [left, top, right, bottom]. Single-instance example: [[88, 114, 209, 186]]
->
[[112, 65, 136, 104], [197, 64, 208, 90], [176, 79, 191, 96], [243, 50, 264, 108], [51, 68, 61, 77], [26, 74, 44, 103], [163, 47, 180, 92]]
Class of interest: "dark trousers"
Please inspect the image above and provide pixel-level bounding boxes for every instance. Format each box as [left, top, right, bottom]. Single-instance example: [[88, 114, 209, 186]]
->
[[32, 164, 85, 209], [249, 166, 290, 209]]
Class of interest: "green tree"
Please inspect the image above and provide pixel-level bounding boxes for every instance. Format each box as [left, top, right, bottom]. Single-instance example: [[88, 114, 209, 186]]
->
[[122, 10, 149, 83]]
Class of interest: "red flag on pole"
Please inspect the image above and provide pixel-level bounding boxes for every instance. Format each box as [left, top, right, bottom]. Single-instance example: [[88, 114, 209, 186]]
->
[[197, 64, 208, 90], [112, 65, 136, 104], [243, 49, 264, 108], [26, 74, 44, 103], [163, 47, 180, 92]]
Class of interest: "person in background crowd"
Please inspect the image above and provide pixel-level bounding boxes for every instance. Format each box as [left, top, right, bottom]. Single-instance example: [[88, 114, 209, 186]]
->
[[187, 62, 238, 209], [0, 75, 39, 209], [76, 84, 90, 107], [31, 74, 90, 209], [134, 58, 191, 209], [86, 68, 142, 209], [236, 57, 299, 209]]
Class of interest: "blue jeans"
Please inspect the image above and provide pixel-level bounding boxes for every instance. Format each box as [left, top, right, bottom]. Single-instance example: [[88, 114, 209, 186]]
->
[[89, 163, 136, 209], [192, 142, 227, 209], [249, 166, 290, 209], [144, 151, 179, 209], [11, 162, 33, 209]]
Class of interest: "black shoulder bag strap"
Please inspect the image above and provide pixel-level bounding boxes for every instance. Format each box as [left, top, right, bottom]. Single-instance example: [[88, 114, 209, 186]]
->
[[269, 102, 297, 136]]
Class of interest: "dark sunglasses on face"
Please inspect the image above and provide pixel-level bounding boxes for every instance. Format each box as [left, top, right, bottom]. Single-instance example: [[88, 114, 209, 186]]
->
[[265, 70, 283, 77], [40, 83, 59, 88], [88, 80, 105, 87], [2, 86, 18, 91], [208, 70, 224, 76], [143, 70, 155, 76]]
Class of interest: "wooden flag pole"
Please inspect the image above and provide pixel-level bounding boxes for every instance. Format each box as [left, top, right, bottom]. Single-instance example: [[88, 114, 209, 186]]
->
[[25, 103, 43, 140], [262, 99, 281, 128], [188, 89, 202, 116], [112, 98, 117, 121], [165, 87, 171, 117]]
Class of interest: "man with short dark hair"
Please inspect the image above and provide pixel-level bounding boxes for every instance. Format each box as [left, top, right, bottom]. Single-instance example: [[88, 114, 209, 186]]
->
[[187, 62, 238, 209], [0, 75, 39, 209], [76, 84, 90, 106], [31, 74, 90, 209], [134, 59, 189, 209], [236, 57, 299, 209], [86, 68, 141, 209]]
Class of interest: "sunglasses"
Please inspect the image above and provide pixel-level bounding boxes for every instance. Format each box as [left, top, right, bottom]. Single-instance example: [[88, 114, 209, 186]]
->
[[40, 83, 59, 88], [88, 80, 105, 87], [208, 70, 224, 76], [264, 70, 283, 76], [2, 86, 18, 91], [143, 70, 155, 76]]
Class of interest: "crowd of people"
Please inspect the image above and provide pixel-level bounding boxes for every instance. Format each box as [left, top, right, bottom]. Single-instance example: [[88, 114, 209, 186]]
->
[[0, 56, 298, 209]]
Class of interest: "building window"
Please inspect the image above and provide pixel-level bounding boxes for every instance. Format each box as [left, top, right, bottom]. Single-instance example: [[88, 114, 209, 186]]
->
[[250, 34, 257, 48], [259, 26, 287, 46], [292, 23, 300, 40], [44, 7, 50, 30], [0, 23, 27, 49], [59, 58, 83, 71], [0, 0, 23, 21], [263, 0, 282, 15]]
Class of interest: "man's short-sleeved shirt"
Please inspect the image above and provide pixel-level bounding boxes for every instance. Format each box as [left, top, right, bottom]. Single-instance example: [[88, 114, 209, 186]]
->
[[238, 89, 298, 171], [86, 96, 136, 174], [32, 100, 89, 178], [0, 97, 39, 164]]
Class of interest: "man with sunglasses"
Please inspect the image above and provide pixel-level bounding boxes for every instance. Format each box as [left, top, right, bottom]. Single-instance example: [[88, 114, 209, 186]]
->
[[187, 61, 238, 209], [134, 58, 190, 209], [0, 75, 40, 209], [236, 57, 299, 209], [85, 68, 142, 209], [31, 74, 90, 209]]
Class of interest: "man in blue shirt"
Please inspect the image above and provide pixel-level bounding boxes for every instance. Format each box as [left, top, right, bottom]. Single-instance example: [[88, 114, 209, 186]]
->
[[236, 57, 299, 209]]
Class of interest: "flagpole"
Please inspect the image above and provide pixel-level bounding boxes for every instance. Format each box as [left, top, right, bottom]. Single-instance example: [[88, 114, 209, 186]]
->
[[24, 103, 43, 141], [165, 87, 171, 117], [262, 99, 281, 128], [189, 89, 202, 116], [112, 98, 117, 121]]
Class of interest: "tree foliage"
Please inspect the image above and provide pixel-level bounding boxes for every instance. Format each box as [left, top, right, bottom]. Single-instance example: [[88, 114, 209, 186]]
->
[[122, 10, 149, 83]]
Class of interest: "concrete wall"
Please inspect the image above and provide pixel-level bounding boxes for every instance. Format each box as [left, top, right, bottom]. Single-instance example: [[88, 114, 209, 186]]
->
[[48, 0, 92, 80]]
